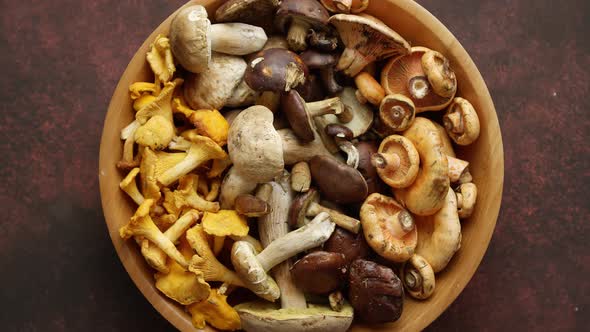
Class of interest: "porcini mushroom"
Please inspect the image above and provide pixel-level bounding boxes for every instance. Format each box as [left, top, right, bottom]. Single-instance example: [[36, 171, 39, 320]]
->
[[310, 155, 368, 204], [215, 0, 280, 32], [395, 117, 450, 216], [401, 254, 435, 300], [231, 212, 335, 301], [277, 128, 338, 165], [119, 168, 144, 206], [329, 14, 410, 76], [220, 106, 284, 208], [289, 188, 361, 233], [379, 94, 416, 132], [360, 193, 417, 262], [275, 0, 330, 51], [415, 187, 462, 273], [381, 47, 457, 112], [455, 182, 477, 219], [209, 23, 268, 56], [235, 194, 270, 217], [371, 134, 419, 188], [324, 227, 370, 264], [291, 251, 347, 294], [444, 97, 481, 145]]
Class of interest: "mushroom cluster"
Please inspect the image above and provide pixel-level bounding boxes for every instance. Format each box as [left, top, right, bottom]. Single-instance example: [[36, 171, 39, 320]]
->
[[115, 1, 482, 330]]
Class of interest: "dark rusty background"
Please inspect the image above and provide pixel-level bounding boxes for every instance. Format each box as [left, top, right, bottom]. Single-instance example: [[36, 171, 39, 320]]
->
[[1, 0, 588, 331]]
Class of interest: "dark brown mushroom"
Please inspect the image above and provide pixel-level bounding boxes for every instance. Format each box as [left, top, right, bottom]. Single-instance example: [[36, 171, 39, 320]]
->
[[348, 259, 404, 323], [294, 73, 325, 102], [275, 0, 330, 51], [307, 28, 339, 52], [355, 141, 388, 195], [324, 227, 370, 264], [309, 155, 368, 204], [300, 50, 343, 95], [291, 251, 347, 294], [325, 124, 358, 168], [235, 194, 270, 217]]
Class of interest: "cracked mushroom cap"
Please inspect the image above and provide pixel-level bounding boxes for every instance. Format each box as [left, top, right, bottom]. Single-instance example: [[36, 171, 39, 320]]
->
[[443, 97, 481, 146], [379, 94, 416, 132], [309, 155, 368, 204], [360, 193, 417, 263], [371, 134, 420, 189], [236, 301, 353, 332], [169, 5, 211, 74], [381, 46, 457, 112], [329, 14, 410, 76], [245, 48, 308, 92]]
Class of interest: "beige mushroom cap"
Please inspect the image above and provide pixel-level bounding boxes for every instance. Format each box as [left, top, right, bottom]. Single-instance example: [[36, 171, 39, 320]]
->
[[401, 254, 435, 300], [444, 97, 481, 146], [236, 301, 354, 332], [169, 5, 211, 74], [372, 135, 420, 189], [456, 182, 477, 219]]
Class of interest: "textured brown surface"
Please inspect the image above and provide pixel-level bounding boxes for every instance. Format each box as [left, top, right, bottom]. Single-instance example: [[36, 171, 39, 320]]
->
[[0, 0, 588, 331]]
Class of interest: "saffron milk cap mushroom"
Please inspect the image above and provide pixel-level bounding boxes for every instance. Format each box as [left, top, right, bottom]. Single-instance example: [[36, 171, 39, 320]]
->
[[371, 135, 420, 189], [379, 94, 416, 132]]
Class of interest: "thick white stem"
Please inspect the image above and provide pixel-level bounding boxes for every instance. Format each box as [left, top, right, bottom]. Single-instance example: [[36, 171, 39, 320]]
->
[[219, 166, 258, 209]]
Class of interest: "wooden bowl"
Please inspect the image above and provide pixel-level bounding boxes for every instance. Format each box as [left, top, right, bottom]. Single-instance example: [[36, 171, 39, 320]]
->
[[99, 0, 504, 330]]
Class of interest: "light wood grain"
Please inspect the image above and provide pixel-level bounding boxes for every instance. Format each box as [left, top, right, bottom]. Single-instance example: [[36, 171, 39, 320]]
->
[[99, 0, 504, 331]]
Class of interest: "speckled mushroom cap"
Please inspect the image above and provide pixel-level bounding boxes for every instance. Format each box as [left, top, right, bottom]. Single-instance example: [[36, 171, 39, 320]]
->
[[245, 48, 308, 92], [275, 0, 330, 32]]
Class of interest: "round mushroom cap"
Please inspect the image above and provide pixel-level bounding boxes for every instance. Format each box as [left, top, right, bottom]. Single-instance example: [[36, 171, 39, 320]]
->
[[324, 227, 371, 264], [372, 134, 420, 188], [215, 0, 280, 23], [276, 0, 330, 32], [291, 251, 347, 294], [231, 241, 280, 302], [245, 48, 308, 92], [299, 50, 339, 69], [422, 50, 457, 98], [281, 90, 315, 143], [443, 97, 481, 145], [169, 5, 211, 74], [288, 188, 320, 228], [379, 94, 416, 132], [360, 193, 417, 262], [309, 155, 368, 204], [348, 259, 404, 323]]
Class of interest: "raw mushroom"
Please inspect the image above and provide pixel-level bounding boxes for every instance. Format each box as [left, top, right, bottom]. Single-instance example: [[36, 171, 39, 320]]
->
[[119, 168, 144, 206], [291, 161, 312, 193], [401, 254, 435, 300], [381, 46, 457, 112], [275, 0, 330, 52], [324, 227, 370, 264], [360, 193, 417, 262], [310, 155, 369, 204], [277, 128, 339, 165], [231, 212, 336, 301], [139, 148, 187, 200], [281, 90, 344, 143], [329, 14, 410, 76], [455, 182, 477, 219], [355, 140, 388, 195], [433, 121, 456, 157], [291, 251, 348, 294], [186, 288, 242, 331], [172, 101, 230, 146], [169, 5, 267, 73], [325, 124, 359, 168], [289, 188, 361, 233], [214, 0, 280, 33], [348, 259, 404, 323], [379, 94, 416, 132], [220, 106, 284, 208], [395, 117, 450, 216], [235, 194, 270, 217], [184, 53, 247, 110], [162, 174, 220, 216], [225, 79, 260, 108], [448, 156, 471, 183], [294, 73, 326, 102], [307, 28, 340, 52], [321, 0, 369, 14], [444, 97, 481, 146], [371, 134, 420, 188], [354, 71, 385, 105], [319, 87, 374, 138], [415, 187, 462, 273], [422, 50, 457, 98], [300, 50, 343, 95]]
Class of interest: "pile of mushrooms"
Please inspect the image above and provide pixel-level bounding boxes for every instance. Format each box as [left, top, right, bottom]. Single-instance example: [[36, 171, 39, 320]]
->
[[115, 0, 481, 330]]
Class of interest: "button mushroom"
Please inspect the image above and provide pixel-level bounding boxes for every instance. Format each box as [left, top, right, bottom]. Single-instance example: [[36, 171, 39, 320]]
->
[[348, 258, 404, 323], [275, 0, 330, 51], [443, 97, 481, 146], [289, 188, 361, 233], [381, 46, 457, 112], [231, 212, 336, 301], [360, 193, 417, 262], [379, 94, 417, 132], [400, 254, 435, 300], [395, 117, 450, 216], [371, 134, 420, 189], [291, 251, 348, 294], [324, 227, 370, 264], [455, 182, 477, 219], [220, 106, 284, 208], [414, 187, 462, 273], [310, 155, 369, 204], [329, 14, 410, 76]]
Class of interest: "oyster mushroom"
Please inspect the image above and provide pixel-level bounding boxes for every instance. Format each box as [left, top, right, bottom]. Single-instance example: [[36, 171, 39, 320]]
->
[[444, 97, 481, 146], [310, 155, 369, 204], [360, 193, 417, 262], [275, 0, 330, 51], [381, 46, 457, 112], [395, 117, 450, 216], [220, 106, 284, 208], [415, 187, 462, 273], [455, 182, 477, 219], [329, 14, 410, 76], [379, 94, 416, 132], [401, 254, 435, 300], [371, 134, 420, 189]]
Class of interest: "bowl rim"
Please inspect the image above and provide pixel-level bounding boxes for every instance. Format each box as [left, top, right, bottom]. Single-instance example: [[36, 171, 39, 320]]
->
[[99, 0, 504, 331]]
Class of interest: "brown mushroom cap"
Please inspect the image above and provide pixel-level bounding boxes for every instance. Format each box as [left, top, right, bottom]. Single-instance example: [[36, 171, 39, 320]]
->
[[371, 135, 420, 189], [381, 47, 456, 112], [276, 0, 330, 32], [310, 155, 368, 204], [324, 227, 370, 264], [360, 193, 417, 262], [215, 0, 280, 25], [379, 94, 416, 132], [245, 48, 308, 92], [355, 140, 388, 195], [291, 251, 348, 294], [300, 50, 339, 69], [288, 188, 320, 228], [281, 90, 315, 143], [235, 194, 270, 217], [329, 14, 410, 76]]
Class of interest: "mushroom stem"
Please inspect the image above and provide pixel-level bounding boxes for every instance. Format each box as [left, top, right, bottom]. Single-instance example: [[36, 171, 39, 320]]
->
[[320, 67, 343, 96], [287, 20, 311, 51], [456, 192, 464, 209], [306, 201, 361, 233], [408, 76, 430, 100], [291, 161, 312, 193], [256, 212, 335, 272], [338, 141, 360, 169], [404, 269, 422, 291], [389, 210, 415, 238], [447, 156, 470, 183], [329, 291, 345, 311], [307, 97, 344, 117], [371, 152, 400, 170], [443, 110, 464, 134], [334, 0, 353, 13], [337, 48, 370, 77]]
